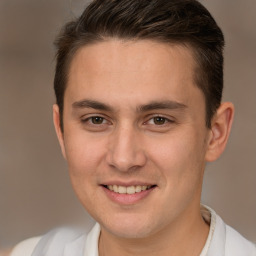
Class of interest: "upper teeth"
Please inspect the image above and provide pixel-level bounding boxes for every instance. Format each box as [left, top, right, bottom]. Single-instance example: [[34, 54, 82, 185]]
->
[[107, 185, 152, 194]]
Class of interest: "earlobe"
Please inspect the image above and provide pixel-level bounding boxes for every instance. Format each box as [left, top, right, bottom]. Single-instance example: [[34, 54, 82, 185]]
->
[[53, 104, 66, 159], [205, 102, 234, 162]]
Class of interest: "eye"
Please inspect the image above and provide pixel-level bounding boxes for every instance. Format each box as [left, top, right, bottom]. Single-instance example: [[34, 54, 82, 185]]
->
[[90, 116, 105, 124], [152, 116, 168, 125], [80, 115, 112, 131], [81, 115, 109, 125], [147, 116, 172, 125]]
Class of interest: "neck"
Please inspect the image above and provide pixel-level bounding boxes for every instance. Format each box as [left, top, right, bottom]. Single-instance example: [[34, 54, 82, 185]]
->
[[98, 205, 209, 256]]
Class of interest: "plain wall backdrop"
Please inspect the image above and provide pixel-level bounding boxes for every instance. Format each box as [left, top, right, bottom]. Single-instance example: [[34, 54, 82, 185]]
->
[[0, 0, 255, 249]]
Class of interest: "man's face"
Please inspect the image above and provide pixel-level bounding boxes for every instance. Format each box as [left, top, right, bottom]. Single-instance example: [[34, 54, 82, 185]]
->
[[55, 40, 212, 238]]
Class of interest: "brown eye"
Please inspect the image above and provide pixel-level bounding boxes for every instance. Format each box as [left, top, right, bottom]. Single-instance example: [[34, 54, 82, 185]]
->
[[153, 116, 167, 125], [91, 116, 104, 124]]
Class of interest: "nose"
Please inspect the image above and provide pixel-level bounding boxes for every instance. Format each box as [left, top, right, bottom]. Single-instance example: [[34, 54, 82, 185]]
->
[[106, 125, 147, 172]]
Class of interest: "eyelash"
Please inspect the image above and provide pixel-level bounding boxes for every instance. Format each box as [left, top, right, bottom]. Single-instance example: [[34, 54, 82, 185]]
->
[[81, 115, 110, 125], [145, 115, 174, 126], [81, 114, 174, 127]]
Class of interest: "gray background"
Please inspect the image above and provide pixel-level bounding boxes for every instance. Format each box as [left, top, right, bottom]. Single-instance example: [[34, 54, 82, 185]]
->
[[0, 0, 255, 249]]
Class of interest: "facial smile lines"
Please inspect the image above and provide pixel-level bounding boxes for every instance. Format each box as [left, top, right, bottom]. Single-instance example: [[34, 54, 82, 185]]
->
[[104, 185, 155, 194]]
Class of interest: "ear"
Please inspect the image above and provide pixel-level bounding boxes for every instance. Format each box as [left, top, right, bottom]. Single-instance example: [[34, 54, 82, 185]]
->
[[205, 102, 234, 162], [53, 104, 66, 159]]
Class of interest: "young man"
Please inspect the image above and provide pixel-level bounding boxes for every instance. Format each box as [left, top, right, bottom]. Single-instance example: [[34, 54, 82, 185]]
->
[[10, 0, 256, 255]]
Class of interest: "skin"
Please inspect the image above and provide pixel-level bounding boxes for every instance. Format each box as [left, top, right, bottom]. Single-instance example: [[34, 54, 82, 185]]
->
[[0, 249, 12, 256], [53, 40, 234, 256]]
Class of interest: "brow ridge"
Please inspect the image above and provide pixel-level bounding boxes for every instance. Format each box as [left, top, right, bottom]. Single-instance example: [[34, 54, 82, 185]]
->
[[72, 99, 187, 112], [72, 99, 113, 111], [138, 100, 187, 112]]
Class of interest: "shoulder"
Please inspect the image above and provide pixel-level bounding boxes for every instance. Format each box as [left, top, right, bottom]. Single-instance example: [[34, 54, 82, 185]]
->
[[9, 224, 99, 256], [9, 228, 83, 256], [202, 205, 256, 256], [9, 228, 84, 256], [10, 237, 41, 256], [225, 225, 256, 256]]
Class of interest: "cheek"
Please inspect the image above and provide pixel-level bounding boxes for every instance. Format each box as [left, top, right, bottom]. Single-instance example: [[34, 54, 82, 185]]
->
[[64, 132, 106, 180], [147, 129, 207, 185], [63, 133, 105, 211]]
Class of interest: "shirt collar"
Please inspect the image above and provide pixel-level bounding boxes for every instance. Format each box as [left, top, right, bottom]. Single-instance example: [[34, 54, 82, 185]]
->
[[200, 205, 226, 256]]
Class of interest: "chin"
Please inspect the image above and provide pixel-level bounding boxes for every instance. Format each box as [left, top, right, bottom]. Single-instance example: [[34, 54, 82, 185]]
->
[[99, 213, 160, 239], [105, 224, 153, 239]]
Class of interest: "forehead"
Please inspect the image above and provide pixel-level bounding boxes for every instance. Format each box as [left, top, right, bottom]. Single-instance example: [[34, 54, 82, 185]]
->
[[66, 40, 201, 107]]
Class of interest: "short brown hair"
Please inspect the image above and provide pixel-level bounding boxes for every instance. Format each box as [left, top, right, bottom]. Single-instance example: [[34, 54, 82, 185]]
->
[[54, 0, 224, 130]]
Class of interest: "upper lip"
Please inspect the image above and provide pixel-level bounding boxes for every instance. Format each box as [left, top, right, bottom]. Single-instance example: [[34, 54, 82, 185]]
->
[[100, 180, 156, 187]]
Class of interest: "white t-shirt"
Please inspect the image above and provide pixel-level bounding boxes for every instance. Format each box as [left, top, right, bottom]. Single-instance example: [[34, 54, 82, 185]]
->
[[10, 205, 256, 256]]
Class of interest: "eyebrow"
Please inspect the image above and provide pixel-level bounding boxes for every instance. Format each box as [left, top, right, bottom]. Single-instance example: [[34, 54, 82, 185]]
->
[[137, 100, 187, 112], [72, 99, 113, 111], [72, 99, 187, 112]]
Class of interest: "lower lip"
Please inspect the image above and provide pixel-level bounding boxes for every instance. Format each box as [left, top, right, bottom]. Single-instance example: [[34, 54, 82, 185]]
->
[[101, 186, 156, 205]]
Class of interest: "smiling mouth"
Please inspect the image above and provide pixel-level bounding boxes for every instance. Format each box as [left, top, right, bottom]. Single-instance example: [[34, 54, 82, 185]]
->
[[102, 185, 156, 194]]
